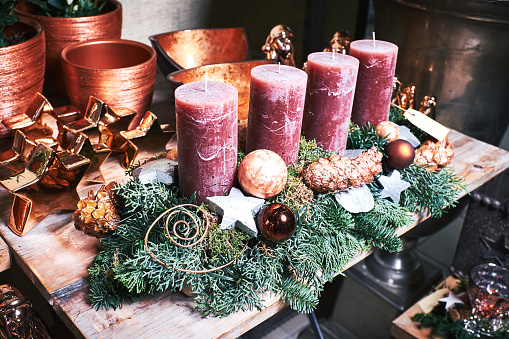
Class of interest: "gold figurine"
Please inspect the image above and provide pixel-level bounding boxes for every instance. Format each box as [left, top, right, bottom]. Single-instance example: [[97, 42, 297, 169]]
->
[[262, 25, 295, 67], [323, 31, 352, 55]]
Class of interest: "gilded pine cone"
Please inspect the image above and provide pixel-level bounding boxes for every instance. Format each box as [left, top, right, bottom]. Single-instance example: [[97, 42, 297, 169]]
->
[[413, 137, 454, 171], [302, 146, 383, 193], [73, 182, 119, 238]]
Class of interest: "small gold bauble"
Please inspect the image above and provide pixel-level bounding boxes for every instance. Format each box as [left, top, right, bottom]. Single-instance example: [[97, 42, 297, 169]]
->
[[376, 121, 399, 142]]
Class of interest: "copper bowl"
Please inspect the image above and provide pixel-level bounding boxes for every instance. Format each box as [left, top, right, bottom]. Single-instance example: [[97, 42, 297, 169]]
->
[[149, 27, 250, 77], [167, 60, 275, 121], [14, 0, 122, 97], [61, 39, 156, 126], [0, 16, 45, 138]]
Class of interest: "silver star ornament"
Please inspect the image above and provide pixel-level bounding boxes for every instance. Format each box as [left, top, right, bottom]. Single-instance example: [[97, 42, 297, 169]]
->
[[206, 187, 265, 237]]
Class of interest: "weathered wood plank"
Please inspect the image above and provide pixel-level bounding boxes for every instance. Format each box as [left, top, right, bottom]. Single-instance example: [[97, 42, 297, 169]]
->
[[0, 235, 10, 272], [0, 129, 507, 338]]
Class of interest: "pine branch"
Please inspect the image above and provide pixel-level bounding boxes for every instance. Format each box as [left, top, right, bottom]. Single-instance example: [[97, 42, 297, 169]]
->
[[347, 123, 388, 150], [401, 165, 466, 217], [279, 277, 321, 314]]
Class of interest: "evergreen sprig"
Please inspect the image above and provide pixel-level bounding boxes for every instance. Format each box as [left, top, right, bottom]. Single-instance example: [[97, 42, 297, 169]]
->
[[0, 0, 22, 47], [400, 164, 466, 217], [28, 0, 107, 17], [347, 123, 388, 150]]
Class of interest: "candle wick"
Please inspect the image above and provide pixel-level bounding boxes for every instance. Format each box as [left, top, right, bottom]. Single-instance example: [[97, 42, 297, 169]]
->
[[278, 62, 281, 74], [205, 72, 208, 92], [372, 32, 376, 47]]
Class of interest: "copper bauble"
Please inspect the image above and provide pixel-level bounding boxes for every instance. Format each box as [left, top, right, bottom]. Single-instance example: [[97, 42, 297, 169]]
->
[[385, 139, 415, 169], [237, 149, 287, 199], [257, 203, 296, 242]]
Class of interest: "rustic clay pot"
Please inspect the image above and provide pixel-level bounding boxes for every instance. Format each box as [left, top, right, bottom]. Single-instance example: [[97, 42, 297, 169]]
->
[[14, 0, 122, 97], [61, 39, 156, 126], [149, 27, 250, 77], [0, 16, 45, 138], [167, 60, 275, 121]]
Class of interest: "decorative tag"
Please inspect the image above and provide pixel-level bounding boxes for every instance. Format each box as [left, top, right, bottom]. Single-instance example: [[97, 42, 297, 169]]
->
[[417, 288, 449, 313], [404, 108, 450, 141]]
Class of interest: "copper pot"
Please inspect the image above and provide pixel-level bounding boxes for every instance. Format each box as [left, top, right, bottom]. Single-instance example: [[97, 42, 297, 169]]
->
[[149, 27, 250, 77], [14, 0, 122, 97], [61, 39, 156, 126], [0, 16, 45, 138], [167, 60, 275, 121]]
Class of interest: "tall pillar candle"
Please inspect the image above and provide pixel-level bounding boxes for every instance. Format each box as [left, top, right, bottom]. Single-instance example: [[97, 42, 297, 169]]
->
[[175, 81, 238, 204], [245, 64, 307, 165], [350, 39, 398, 126], [302, 52, 359, 152]]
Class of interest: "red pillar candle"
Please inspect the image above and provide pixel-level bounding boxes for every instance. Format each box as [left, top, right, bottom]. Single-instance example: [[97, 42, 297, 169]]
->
[[175, 81, 238, 204], [302, 52, 359, 152], [245, 64, 307, 165], [350, 39, 398, 126]]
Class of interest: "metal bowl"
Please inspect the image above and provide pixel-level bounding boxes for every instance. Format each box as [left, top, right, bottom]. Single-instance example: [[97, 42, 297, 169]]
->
[[149, 27, 250, 77], [167, 60, 275, 121]]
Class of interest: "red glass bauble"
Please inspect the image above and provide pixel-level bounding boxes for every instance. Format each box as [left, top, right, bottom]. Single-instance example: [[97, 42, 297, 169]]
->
[[385, 139, 415, 169], [256, 203, 296, 242], [237, 149, 287, 199]]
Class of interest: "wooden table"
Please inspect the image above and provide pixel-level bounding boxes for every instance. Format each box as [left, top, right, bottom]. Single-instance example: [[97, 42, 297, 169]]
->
[[1, 101, 509, 337]]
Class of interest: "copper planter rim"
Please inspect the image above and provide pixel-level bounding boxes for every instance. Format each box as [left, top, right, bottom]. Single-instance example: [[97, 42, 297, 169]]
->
[[61, 39, 156, 71], [61, 38, 156, 127], [14, 0, 121, 22], [149, 27, 251, 77], [1, 16, 43, 53]]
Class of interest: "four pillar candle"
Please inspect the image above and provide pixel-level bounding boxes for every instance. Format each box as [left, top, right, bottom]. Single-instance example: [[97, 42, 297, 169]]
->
[[175, 81, 238, 204], [349, 39, 398, 127], [302, 52, 359, 152], [176, 38, 397, 201], [245, 64, 307, 165]]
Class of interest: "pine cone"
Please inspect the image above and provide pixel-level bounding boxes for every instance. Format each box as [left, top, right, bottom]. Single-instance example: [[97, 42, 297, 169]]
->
[[302, 146, 383, 193], [413, 137, 454, 171], [73, 182, 119, 238]]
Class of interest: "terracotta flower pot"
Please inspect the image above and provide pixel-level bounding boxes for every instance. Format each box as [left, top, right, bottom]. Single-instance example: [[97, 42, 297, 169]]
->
[[61, 39, 156, 126], [14, 0, 122, 97], [0, 16, 45, 138]]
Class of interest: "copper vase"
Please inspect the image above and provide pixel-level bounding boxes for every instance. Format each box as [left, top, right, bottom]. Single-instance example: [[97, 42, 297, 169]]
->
[[61, 39, 156, 126], [14, 0, 122, 97], [0, 16, 45, 138]]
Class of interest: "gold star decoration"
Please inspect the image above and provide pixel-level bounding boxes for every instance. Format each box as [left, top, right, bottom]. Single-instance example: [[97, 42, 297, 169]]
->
[[117, 111, 174, 169], [0, 142, 91, 236], [0, 130, 33, 181], [1, 92, 60, 150], [59, 132, 110, 184]]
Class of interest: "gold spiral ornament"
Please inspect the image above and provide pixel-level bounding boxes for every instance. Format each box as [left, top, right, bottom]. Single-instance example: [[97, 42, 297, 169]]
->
[[144, 204, 247, 273]]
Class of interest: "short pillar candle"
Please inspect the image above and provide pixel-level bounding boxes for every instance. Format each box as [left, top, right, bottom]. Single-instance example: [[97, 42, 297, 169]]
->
[[302, 52, 359, 152], [350, 39, 398, 126], [175, 81, 238, 204], [245, 64, 307, 165]]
